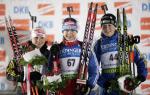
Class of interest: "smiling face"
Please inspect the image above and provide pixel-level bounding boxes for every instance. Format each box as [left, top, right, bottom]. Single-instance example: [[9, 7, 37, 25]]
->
[[62, 18, 78, 41], [31, 27, 46, 48], [62, 29, 77, 41], [101, 24, 116, 37], [32, 36, 46, 48]]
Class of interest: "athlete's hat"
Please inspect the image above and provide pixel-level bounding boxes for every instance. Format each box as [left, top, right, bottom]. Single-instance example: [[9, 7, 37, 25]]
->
[[31, 27, 46, 38], [62, 18, 78, 32], [101, 13, 116, 27]]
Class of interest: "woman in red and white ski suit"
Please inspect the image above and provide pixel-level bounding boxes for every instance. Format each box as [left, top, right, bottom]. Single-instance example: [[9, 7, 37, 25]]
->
[[48, 18, 99, 95]]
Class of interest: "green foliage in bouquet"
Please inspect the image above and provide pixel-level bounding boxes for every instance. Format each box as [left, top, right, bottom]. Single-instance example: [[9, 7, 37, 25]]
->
[[41, 74, 77, 93], [41, 75, 67, 92], [19, 58, 28, 66], [19, 55, 47, 66]]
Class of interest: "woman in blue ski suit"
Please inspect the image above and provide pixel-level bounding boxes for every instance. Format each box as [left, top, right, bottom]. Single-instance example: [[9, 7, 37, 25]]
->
[[93, 13, 147, 95]]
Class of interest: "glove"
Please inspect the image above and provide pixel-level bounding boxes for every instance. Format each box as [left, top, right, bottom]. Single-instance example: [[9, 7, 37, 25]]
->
[[124, 76, 142, 92], [16, 71, 24, 82], [85, 84, 99, 95], [50, 44, 59, 55], [91, 84, 99, 91], [75, 84, 89, 95], [104, 80, 111, 89], [30, 71, 42, 81], [124, 76, 135, 91], [118, 75, 142, 93]]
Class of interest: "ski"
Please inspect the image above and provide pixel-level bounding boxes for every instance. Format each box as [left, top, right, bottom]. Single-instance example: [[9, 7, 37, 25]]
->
[[76, 2, 98, 84], [117, 9, 124, 76], [122, 8, 130, 75]]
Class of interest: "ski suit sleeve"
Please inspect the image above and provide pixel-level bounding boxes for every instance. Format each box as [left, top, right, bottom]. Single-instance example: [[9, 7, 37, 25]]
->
[[47, 44, 60, 72], [47, 46, 54, 72], [93, 39, 101, 63], [87, 50, 99, 89], [40, 42, 50, 59], [134, 45, 148, 82]]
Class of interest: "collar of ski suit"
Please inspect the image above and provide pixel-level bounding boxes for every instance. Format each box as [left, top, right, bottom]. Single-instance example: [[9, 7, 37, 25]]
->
[[63, 40, 79, 47], [101, 31, 118, 39]]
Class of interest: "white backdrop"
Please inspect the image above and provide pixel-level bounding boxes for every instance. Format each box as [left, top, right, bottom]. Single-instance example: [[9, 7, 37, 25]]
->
[[0, 0, 150, 94]]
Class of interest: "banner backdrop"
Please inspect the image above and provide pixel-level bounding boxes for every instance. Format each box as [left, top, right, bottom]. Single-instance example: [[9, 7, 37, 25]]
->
[[0, 0, 150, 94]]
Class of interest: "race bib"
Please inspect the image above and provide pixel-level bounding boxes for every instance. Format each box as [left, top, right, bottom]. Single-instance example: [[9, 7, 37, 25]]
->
[[60, 57, 80, 75], [101, 51, 118, 69]]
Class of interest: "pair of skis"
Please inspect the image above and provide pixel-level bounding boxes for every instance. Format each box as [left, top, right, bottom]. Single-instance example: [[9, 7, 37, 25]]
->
[[5, 16, 27, 94], [117, 8, 140, 78], [5, 16, 24, 82], [117, 8, 141, 94], [76, 2, 98, 93]]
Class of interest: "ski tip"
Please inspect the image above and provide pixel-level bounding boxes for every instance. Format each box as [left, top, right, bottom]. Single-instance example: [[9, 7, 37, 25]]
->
[[117, 8, 119, 12], [123, 8, 125, 11], [94, 3, 98, 11], [96, 3, 98, 8], [123, 8, 126, 15], [90, 2, 93, 8], [90, 2, 93, 5], [117, 9, 120, 18], [123, 8, 126, 20]]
